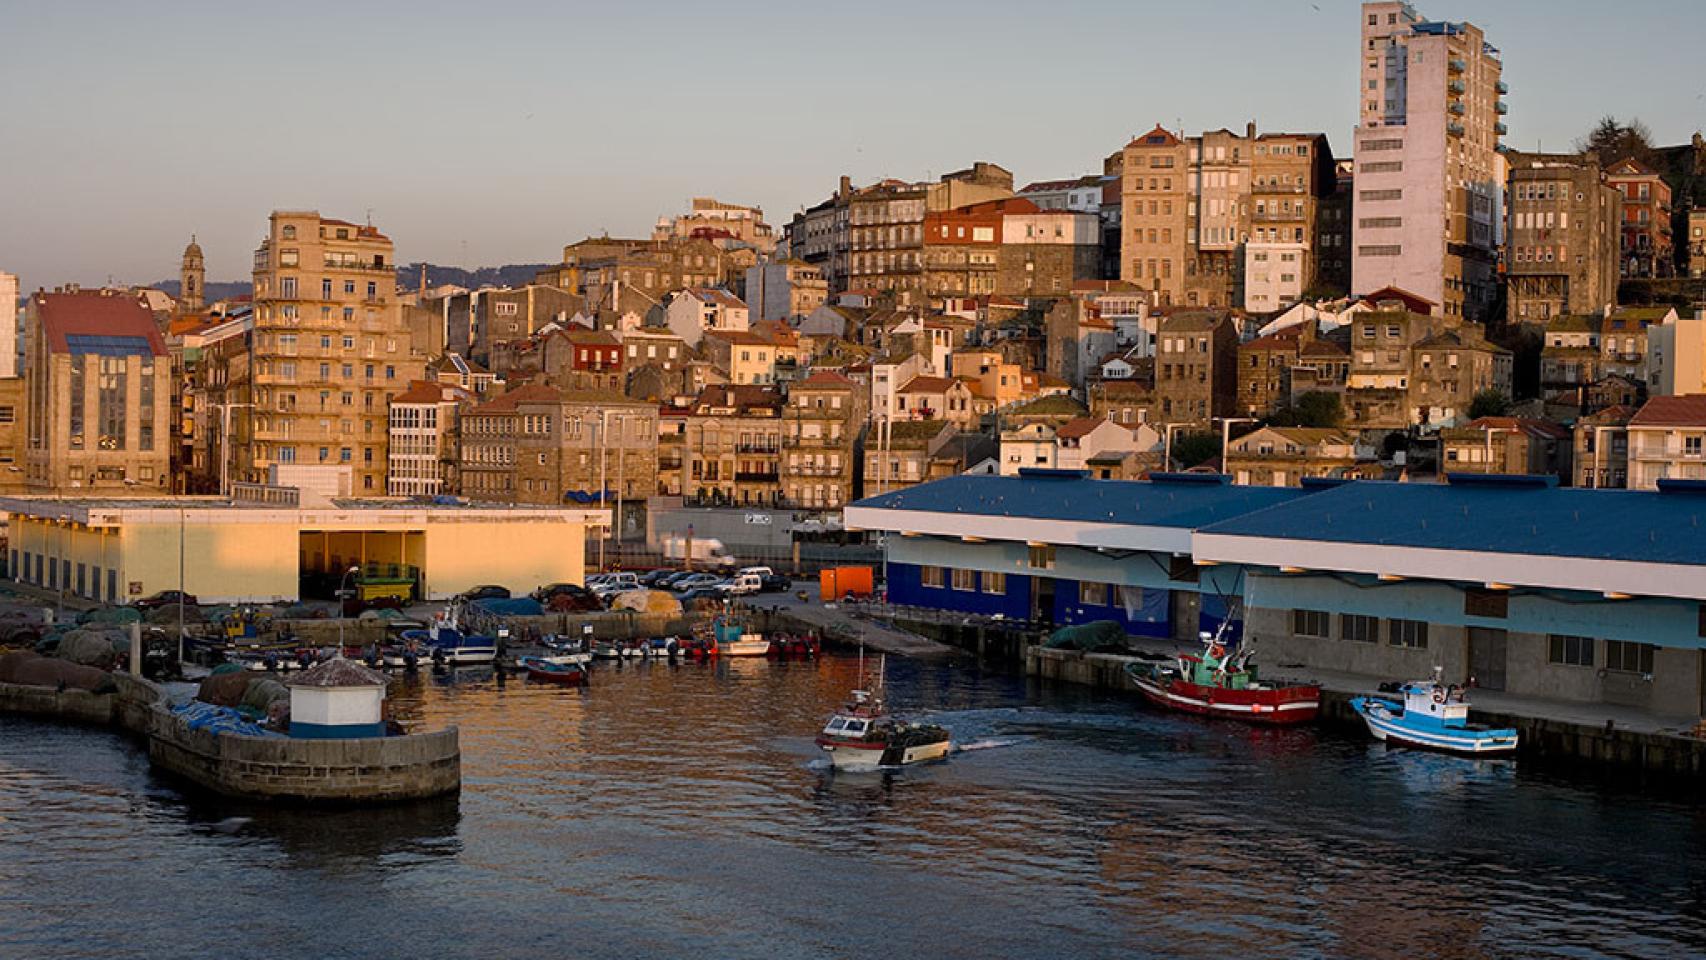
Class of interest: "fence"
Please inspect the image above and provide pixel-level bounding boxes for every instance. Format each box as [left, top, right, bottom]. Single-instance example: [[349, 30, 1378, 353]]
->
[[597, 542, 883, 575]]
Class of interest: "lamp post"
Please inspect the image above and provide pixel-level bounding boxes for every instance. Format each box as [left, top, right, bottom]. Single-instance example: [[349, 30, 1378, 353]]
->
[[1214, 416, 1258, 474], [212, 401, 255, 497], [1161, 423, 1190, 472], [337, 565, 361, 656]]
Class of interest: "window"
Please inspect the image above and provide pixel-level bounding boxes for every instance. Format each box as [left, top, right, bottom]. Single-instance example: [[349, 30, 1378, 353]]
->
[[1388, 619, 1428, 649], [951, 568, 976, 592], [1292, 609, 1330, 638], [1341, 614, 1379, 643], [983, 571, 1005, 595], [1027, 544, 1055, 570], [1604, 640, 1655, 675], [1548, 634, 1595, 667], [920, 565, 945, 589], [1079, 581, 1108, 606]]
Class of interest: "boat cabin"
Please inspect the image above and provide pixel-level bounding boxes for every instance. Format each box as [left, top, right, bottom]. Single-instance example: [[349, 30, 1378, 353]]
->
[[822, 713, 875, 741], [1400, 682, 1470, 727]]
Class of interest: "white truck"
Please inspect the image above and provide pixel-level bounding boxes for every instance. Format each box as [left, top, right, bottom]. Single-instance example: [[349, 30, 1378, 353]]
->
[[659, 535, 738, 570], [716, 573, 763, 597]]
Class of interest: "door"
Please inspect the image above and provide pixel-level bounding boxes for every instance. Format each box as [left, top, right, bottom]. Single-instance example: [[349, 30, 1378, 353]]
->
[[1031, 578, 1055, 627], [1468, 627, 1508, 691]]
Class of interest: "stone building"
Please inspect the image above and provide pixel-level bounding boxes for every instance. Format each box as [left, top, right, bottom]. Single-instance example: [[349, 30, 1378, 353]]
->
[[1089, 377, 1156, 428], [1689, 209, 1706, 278], [472, 284, 583, 366], [458, 383, 657, 507], [744, 259, 827, 321], [781, 370, 866, 509], [1154, 311, 1237, 424], [653, 197, 776, 256], [23, 290, 173, 492], [1573, 404, 1634, 488], [1410, 327, 1512, 426], [1224, 427, 1371, 486], [845, 163, 1015, 305], [865, 419, 955, 494], [1505, 152, 1621, 325], [658, 385, 784, 507], [542, 236, 733, 307], [247, 211, 427, 494], [179, 237, 205, 313], [1538, 314, 1602, 410], [1237, 324, 1308, 417], [1606, 158, 1673, 278], [1441, 417, 1571, 477], [1244, 133, 1337, 313]]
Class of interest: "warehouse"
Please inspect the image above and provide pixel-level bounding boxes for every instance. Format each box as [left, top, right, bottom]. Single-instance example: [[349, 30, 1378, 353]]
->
[[2, 493, 603, 605], [848, 471, 1706, 718]]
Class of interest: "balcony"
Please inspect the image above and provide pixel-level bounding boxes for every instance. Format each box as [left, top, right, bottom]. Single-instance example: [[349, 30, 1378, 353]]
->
[[1448, 79, 1466, 95], [1495, 100, 1508, 115], [1448, 101, 1466, 116], [1447, 121, 1466, 137], [1497, 79, 1509, 95], [736, 442, 781, 454], [734, 471, 780, 483], [1448, 57, 1466, 73]]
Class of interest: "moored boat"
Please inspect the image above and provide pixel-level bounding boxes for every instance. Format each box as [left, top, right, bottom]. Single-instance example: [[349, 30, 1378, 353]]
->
[[815, 654, 950, 771], [517, 655, 588, 685], [1350, 675, 1518, 755], [1124, 632, 1319, 725], [713, 616, 771, 657]]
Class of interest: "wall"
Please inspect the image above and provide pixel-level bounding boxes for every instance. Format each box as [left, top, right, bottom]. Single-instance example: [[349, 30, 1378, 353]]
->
[[121, 519, 299, 603], [419, 516, 583, 599], [887, 561, 1031, 619]]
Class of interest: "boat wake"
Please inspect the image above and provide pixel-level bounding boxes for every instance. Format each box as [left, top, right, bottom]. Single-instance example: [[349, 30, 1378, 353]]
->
[[953, 738, 1019, 754]]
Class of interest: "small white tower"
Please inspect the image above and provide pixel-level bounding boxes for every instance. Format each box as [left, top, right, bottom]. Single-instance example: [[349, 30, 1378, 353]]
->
[[287, 658, 388, 739]]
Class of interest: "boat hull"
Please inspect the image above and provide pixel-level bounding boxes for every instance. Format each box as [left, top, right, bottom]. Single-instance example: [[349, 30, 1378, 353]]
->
[[815, 735, 952, 771], [1351, 697, 1519, 755], [719, 639, 772, 657], [1130, 673, 1319, 725]]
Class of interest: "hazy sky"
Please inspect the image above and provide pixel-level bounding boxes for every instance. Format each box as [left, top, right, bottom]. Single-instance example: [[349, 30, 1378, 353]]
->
[[3, 0, 1702, 289]]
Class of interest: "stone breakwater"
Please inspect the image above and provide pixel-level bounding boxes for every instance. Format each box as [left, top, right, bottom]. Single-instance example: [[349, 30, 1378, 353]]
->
[[0, 671, 460, 804]]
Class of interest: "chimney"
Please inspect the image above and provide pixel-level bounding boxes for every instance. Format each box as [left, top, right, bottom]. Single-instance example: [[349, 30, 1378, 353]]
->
[[838, 175, 851, 199], [1246, 121, 1257, 141]]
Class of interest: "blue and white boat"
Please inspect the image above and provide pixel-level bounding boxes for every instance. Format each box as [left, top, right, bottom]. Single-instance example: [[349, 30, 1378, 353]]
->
[[391, 620, 498, 666], [1350, 674, 1518, 756]]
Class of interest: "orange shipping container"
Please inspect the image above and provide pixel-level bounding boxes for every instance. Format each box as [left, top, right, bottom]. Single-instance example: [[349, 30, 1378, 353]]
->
[[819, 565, 874, 600]]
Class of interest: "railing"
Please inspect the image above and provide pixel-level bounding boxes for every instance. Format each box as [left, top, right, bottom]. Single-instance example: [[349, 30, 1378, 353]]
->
[[735, 471, 781, 483]]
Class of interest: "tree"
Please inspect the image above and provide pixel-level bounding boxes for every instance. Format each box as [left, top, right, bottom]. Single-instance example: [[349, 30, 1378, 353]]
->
[[1293, 391, 1344, 429], [1170, 431, 1221, 471], [1575, 116, 1655, 166], [1468, 389, 1512, 420]]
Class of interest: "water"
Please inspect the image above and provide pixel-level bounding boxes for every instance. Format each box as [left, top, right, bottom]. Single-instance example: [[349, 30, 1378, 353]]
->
[[4, 654, 1706, 959]]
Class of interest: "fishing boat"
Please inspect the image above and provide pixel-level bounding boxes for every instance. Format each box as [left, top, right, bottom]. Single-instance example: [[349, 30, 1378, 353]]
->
[[1350, 673, 1519, 755], [1124, 629, 1320, 725], [712, 616, 772, 657], [815, 653, 951, 771], [517, 655, 588, 686], [396, 622, 497, 666]]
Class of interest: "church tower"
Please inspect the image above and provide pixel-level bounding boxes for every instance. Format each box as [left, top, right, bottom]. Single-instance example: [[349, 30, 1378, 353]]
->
[[180, 235, 205, 311]]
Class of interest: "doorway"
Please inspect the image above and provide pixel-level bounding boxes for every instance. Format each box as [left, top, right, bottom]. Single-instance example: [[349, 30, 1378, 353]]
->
[[1468, 627, 1508, 691]]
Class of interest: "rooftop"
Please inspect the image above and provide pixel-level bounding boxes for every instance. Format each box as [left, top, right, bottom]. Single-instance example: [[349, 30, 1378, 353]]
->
[[1630, 395, 1706, 427]]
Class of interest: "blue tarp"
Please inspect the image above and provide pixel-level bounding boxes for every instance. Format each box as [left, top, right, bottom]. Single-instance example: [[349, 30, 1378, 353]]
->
[[467, 597, 544, 617], [172, 701, 277, 738]]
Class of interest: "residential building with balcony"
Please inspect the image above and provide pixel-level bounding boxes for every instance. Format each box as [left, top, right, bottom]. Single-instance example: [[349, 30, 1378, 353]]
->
[[664, 287, 750, 348], [22, 290, 173, 493], [457, 383, 656, 507], [1538, 313, 1602, 410], [1573, 404, 1634, 488], [1604, 305, 1675, 386], [658, 385, 784, 507], [848, 164, 1014, 306], [1440, 416, 1571, 477], [1606, 158, 1673, 278], [247, 211, 426, 494], [1627, 395, 1706, 489], [1225, 427, 1373, 487], [1505, 152, 1621, 324], [1352, 3, 1505, 321], [782, 370, 865, 509], [386, 380, 471, 497]]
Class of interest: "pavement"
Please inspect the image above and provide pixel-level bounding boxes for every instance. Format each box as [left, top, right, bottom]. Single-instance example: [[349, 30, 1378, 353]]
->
[[744, 581, 958, 658]]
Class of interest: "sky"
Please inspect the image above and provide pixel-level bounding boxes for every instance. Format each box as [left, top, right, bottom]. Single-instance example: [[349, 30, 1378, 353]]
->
[[2, 0, 1702, 289]]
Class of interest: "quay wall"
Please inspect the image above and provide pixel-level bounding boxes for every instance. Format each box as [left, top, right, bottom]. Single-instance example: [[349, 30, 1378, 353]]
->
[[1, 670, 461, 804], [1025, 646, 1706, 778]]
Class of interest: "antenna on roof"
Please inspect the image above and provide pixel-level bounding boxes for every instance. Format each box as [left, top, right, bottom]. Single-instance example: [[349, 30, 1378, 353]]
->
[[365, 208, 374, 227]]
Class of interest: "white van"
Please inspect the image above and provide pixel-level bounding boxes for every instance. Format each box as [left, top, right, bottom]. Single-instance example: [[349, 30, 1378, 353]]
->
[[717, 573, 763, 596]]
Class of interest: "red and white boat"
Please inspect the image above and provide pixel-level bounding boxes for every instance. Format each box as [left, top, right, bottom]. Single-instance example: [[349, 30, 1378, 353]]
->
[[815, 653, 951, 771], [1125, 631, 1320, 726]]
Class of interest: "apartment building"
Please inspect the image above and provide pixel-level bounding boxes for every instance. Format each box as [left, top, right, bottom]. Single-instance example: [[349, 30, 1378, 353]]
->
[[22, 290, 173, 493], [545, 236, 732, 307], [1341, 303, 1510, 428], [1154, 311, 1238, 424], [1606, 158, 1673, 278], [0, 271, 17, 379], [1689, 209, 1706, 278], [1538, 313, 1602, 408], [1440, 417, 1571, 477], [658, 385, 785, 507], [1411, 327, 1512, 425], [471, 284, 583, 365], [866, 419, 956, 493], [1573, 404, 1634, 488], [1245, 134, 1337, 312], [1224, 427, 1371, 487], [1626, 395, 1706, 489], [1237, 325, 1308, 417], [1352, 3, 1505, 320], [781, 370, 865, 509], [247, 211, 427, 493], [177, 309, 254, 493], [458, 384, 657, 506], [845, 163, 1015, 305], [1605, 305, 1675, 385], [386, 380, 470, 497], [1648, 310, 1706, 397], [744, 259, 827, 321], [664, 288, 750, 348], [1505, 152, 1621, 324]]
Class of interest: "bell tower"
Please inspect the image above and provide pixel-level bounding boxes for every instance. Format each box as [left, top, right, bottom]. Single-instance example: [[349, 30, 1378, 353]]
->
[[180, 235, 205, 311]]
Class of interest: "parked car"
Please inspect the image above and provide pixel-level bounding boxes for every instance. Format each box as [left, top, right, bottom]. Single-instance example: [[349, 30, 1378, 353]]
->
[[456, 584, 511, 604], [658, 571, 699, 589], [758, 573, 792, 593], [134, 590, 198, 611], [639, 568, 677, 587], [671, 573, 722, 593], [716, 573, 763, 597], [676, 585, 727, 605], [597, 584, 642, 601], [532, 582, 591, 603]]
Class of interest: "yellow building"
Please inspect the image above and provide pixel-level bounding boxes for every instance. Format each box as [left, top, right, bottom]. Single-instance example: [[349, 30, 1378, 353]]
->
[[247, 211, 427, 496], [2, 493, 602, 604]]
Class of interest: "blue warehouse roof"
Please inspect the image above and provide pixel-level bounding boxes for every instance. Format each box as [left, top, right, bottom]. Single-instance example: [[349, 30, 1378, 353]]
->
[[853, 471, 1312, 530], [1198, 476, 1706, 568]]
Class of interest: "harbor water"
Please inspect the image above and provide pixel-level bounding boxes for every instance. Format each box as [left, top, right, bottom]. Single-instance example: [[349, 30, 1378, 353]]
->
[[4, 653, 1706, 959]]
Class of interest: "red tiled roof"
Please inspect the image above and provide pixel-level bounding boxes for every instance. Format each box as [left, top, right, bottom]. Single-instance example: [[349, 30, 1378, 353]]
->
[[32, 291, 167, 357], [1630, 395, 1706, 427], [391, 380, 468, 405], [1465, 416, 1571, 440], [897, 375, 957, 394], [1358, 286, 1437, 314], [1055, 416, 1108, 440], [796, 370, 856, 388], [1126, 124, 1181, 149], [473, 383, 562, 413]]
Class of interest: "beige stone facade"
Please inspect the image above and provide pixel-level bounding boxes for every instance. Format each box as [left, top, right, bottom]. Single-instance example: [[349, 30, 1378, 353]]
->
[[1225, 427, 1370, 487], [781, 371, 865, 509], [247, 211, 427, 495], [458, 384, 657, 506], [658, 385, 785, 507], [1505, 153, 1621, 324], [1154, 312, 1237, 424]]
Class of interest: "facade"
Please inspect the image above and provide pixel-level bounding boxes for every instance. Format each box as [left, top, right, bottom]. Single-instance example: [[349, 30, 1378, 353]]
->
[[386, 380, 469, 497], [1603, 306, 1673, 385], [744, 259, 827, 321], [0, 377, 23, 493], [658, 385, 785, 507], [179, 237, 205, 314], [1573, 404, 1634, 489], [247, 211, 426, 494], [472, 284, 583, 365], [1627, 395, 1706, 490], [1606, 158, 1673, 278], [653, 197, 776, 255], [1505, 152, 1621, 324], [1538, 314, 1603, 410], [1237, 325, 1307, 417], [1440, 416, 1571, 477], [178, 310, 255, 494], [1690, 209, 1706, 278], [23, 290, 172, 493], [546, 236, 732, 308], [1352, 3, 1505, 320], [865, 419, 955, 494], [458, 384, 657, 507], [1647, 310, 1706, 397], [847, 164, 1015, 306], [1340, 303, 1512, 429], [781, 371, 865, 509], [664, 288, 749, 348]]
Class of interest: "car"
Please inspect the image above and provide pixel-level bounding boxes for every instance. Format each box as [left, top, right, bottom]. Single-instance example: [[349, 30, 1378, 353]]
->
[[134, 590, 198, 610], [532, 582, 592, 603], [675, 586, 727, 604], [456, 584, 511, 604], [639, 568, 677, 587], [736, 566, 776, 580], [758, 573, 792, 593], [716, 573, 763, 597], [656, 570, 697, 589], [671, 573, 721, 593], [597, 583, 642, 601]]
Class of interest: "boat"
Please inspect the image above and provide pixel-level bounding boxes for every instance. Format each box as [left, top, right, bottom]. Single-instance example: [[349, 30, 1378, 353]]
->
[[1124, 629, 1320, 725], [517, 655, 588, 686], [712, 616, 771, 657], [397, 623, 497, 666], [815, 652, 951, 771], [539, 636, 593, 666], [767, 633, 820, 659], [1350, 673, 1519, 755]]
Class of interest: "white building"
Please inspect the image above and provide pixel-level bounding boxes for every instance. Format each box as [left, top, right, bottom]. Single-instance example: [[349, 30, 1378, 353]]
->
[[0, 271, 17, 378], [1351, 2, 1505, 321], [386, 381, 470, 497], [1243, 242, 1309, 313], [664, 288, 749, 348]]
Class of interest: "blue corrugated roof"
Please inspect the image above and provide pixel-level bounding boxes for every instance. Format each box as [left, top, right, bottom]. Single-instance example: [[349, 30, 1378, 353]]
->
[[1199, 480, 1706, 567], [853, 474, 1313, 530]]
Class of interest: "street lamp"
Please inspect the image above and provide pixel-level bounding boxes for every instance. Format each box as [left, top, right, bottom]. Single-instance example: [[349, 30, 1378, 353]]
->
[[336, 565, 361, 656], [212, 402, 255, 497], [1161, 423, 1190, 472], [1214, 417, 1258, 474]]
